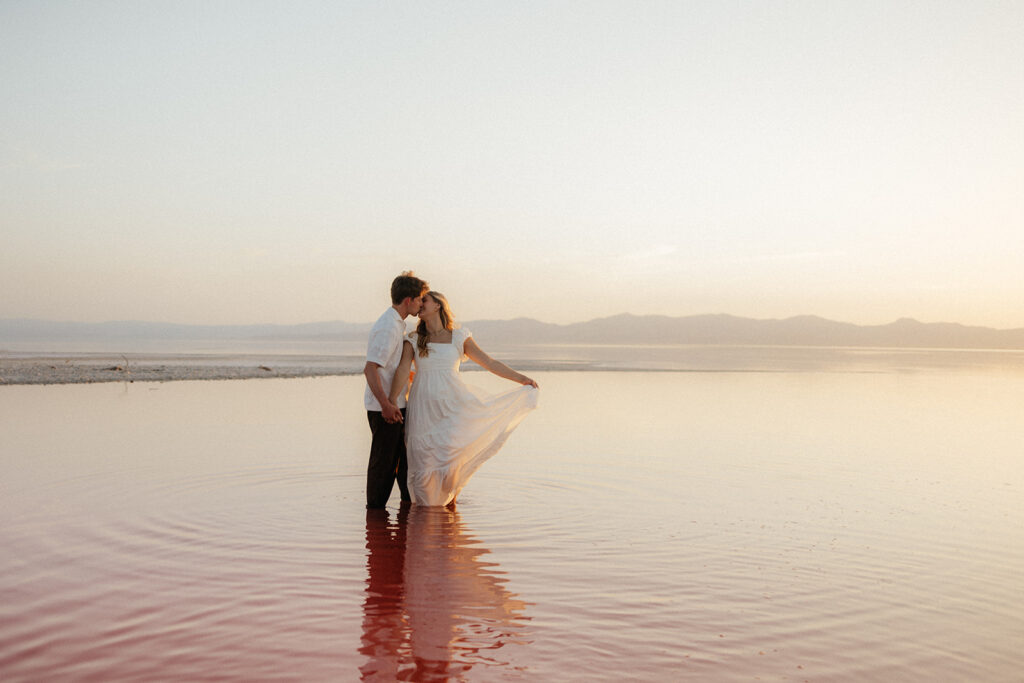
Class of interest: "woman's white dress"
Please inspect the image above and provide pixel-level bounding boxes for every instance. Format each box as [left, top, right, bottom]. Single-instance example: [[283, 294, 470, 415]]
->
[[405, 328, 538, 506]]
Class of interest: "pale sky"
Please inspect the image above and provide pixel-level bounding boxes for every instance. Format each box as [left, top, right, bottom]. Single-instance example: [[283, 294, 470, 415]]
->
[[2, 1, 1022, 328]]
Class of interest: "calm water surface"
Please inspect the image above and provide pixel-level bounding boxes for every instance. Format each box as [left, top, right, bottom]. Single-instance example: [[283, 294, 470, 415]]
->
[[1, 362, 1022, 681]]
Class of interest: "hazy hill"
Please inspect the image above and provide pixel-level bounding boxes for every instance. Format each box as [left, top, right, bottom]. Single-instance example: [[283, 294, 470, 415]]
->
[[3, 314, 1024, 350], [0, 319, 372, 343], [462, 314, 1024, 349]]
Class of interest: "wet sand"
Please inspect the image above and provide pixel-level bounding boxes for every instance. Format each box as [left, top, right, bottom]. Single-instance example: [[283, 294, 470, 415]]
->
[[8, 344, 1024, 385], [0, 354, 361, 385], [0, 352, 579, 386]]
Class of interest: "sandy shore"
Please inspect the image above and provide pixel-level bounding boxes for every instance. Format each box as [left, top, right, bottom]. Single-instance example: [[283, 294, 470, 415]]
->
[[0, 354, 363, 385], [0, 353, 580, 385]]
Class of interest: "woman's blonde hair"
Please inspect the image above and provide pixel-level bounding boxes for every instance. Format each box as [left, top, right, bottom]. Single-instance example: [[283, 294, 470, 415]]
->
[[415, 291, 455, 357]]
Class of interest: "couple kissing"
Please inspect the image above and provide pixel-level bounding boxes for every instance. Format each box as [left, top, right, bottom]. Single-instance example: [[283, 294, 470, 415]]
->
[[364, 271, 538, 509]]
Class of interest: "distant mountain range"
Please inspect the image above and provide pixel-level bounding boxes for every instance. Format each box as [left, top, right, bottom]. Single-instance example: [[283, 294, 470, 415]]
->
[[470, 314, 1024, 350], [3, 314, 1024, 350], [0, 318, 371, 343]]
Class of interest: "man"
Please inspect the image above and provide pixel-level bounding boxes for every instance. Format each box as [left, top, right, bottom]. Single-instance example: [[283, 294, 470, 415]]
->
[[364, 271, 429, 509]]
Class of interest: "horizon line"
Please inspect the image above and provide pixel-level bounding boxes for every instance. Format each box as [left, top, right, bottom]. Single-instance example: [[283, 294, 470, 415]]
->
[[3, 313, 1023, 332]]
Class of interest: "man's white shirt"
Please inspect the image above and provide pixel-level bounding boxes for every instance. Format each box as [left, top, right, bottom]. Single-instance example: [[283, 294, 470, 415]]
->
[[364, 307, 409, 411]]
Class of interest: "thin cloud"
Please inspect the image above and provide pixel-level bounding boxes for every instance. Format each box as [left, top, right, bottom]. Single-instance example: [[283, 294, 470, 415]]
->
[[720, 250, 846, 265]]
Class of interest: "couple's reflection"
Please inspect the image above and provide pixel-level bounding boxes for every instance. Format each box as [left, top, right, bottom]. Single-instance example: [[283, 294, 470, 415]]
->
[[360, 505, 530, 681]]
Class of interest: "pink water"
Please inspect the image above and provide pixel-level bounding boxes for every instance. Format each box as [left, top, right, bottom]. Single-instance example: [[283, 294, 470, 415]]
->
[[1, 368, 1022, 681]]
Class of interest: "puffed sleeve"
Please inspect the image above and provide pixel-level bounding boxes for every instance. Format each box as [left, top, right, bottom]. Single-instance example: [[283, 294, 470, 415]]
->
[[455, 327, 472, 357]]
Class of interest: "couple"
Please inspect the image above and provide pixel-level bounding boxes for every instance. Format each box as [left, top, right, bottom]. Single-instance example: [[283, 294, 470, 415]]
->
[[364, 272, 539, 509]]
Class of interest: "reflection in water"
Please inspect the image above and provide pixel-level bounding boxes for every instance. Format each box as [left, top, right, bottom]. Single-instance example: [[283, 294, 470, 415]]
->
[[360, 506, 530, 681]]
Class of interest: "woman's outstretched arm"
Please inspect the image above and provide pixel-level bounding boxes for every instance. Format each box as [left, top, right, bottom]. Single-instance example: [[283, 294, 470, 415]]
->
[[388, 341, 415, 405], [464, 337, 539, 388]]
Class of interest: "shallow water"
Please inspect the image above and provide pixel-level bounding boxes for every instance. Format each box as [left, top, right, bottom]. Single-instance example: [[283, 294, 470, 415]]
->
[[1, 366, 1022, 681]]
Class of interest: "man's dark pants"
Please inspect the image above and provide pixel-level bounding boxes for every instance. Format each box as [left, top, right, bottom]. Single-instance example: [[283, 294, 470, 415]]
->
[[366, 409, 411, 508]]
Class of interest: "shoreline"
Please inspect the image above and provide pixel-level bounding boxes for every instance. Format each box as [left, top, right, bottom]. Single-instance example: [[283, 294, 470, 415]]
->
[[0, 353, 585, 386], [6, 345, 1024, 385], [0, 356, 363, 385]]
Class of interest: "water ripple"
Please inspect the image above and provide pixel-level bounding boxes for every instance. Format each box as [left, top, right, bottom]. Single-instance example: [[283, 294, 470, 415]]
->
[[3, 373, 1023, 681]]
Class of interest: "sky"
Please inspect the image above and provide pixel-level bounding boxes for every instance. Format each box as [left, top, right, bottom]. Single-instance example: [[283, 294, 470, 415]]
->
[[2, 1, 1022, 328]]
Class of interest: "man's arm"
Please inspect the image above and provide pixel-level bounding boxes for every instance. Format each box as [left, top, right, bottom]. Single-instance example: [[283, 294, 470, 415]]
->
[[364, 361, 403, 423], [388, 342, 415, 406]]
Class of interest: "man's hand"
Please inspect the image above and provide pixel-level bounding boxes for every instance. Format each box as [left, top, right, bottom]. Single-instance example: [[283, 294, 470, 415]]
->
[[382, 401, 403, 424]]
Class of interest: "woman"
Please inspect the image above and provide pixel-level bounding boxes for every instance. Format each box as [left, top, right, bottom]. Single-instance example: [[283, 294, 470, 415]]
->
[[388, 291, 539, 507]]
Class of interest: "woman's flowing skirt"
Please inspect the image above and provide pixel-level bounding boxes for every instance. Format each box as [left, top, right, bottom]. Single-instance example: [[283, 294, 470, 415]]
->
[[406, 369, 538, 506]]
